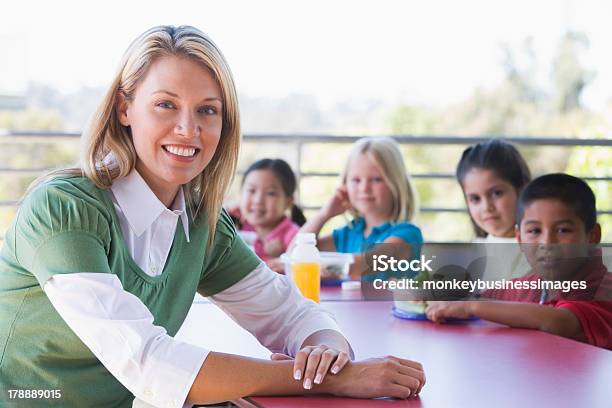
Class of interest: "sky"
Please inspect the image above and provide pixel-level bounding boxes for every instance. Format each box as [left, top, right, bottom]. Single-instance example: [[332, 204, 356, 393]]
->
[[2, 0, 612, 110]]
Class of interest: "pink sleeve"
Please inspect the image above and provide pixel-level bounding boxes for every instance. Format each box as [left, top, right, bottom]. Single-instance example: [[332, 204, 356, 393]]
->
[[555, 301, 612, 350]]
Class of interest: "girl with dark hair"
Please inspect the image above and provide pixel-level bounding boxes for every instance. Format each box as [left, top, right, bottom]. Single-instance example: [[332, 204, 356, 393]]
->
[[456, 139, 532, 240], [456, 139, 533, 281], [235, 159, 306, 271]]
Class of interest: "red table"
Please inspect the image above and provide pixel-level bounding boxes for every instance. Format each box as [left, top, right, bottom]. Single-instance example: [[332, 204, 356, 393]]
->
[[180, 289, 612, 408]]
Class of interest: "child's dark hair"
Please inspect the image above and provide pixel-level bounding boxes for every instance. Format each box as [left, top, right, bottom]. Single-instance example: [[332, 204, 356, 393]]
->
[[242, 159, 307, 226], [516, 173, 597, 231], [456, 139, 532, 237]]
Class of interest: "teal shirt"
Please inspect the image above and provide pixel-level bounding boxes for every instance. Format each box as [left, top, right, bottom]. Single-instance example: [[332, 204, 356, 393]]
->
[[332, 218, 423, 281], [332, 217, 423, 254], [0, 176, 261, 407]]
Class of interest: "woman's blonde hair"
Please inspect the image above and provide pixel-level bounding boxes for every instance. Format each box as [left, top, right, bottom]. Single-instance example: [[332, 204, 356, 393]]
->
[[342, 137, 418, 222], [36, 25, 241, 245]]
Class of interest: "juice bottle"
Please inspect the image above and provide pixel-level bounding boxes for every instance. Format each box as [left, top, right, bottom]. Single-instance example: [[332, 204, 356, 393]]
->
[[290, 233, 321, 303]]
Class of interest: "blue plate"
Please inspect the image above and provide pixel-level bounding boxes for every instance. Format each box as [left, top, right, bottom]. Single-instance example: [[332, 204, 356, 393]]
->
[[392, 306, 479, 322], [321, 279, 346, 286], [392, 306, 428, 320]]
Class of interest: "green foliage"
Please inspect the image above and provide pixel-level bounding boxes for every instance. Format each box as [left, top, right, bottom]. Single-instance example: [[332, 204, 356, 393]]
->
[[566, 136, 612, 242], [552, 32, 595, 113], [389, 105, 437, 135], [0, 108, 64, 130]]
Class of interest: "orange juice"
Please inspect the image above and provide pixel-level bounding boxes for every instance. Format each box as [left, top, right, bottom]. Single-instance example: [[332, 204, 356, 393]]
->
[[291, 262, 321, 303]]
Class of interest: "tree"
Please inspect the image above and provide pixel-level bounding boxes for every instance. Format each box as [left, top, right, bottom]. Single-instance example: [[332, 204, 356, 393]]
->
[[551, 31, 595, 113]]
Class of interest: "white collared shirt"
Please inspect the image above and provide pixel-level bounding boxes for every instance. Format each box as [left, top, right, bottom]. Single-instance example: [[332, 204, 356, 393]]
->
[[111, 170, 190, 276], [43, 170, 349, 408]]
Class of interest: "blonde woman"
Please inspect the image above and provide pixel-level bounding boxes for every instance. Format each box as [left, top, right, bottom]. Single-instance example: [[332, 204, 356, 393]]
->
[[0, 26, 425, 407], [300, 137, 422, 280]]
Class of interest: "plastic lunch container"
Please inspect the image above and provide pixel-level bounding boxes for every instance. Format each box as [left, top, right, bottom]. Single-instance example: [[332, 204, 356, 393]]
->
[[280, 252, 355, 284]]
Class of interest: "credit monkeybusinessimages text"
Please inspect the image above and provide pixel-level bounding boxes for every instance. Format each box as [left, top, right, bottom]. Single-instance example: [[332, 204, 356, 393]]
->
[[373, 278, 587, 293]]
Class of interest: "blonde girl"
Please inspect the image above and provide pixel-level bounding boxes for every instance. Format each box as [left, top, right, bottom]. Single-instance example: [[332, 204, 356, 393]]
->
[[300, 137, 423, 280], [0, 26, 425, 407]]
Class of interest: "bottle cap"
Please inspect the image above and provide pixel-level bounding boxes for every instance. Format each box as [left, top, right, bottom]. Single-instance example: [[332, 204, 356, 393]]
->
[[295, 232, 316, 245]]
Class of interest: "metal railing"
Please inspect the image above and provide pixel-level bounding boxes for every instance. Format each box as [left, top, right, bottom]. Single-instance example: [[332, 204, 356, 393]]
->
[[1, 132, 611, 215]]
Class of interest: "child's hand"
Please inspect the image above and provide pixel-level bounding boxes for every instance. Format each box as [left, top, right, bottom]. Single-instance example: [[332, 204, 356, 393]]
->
[[227, 203, 241, 218], [270, 345, 351, 389], [425, 301, 474, 323], [321, 186, 351, 219], [227, 204, 244, 228], [263, 239, 284, 258]]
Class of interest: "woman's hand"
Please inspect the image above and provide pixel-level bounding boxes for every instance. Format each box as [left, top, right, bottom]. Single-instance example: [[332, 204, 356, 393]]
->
[[320, 186, 351, 219], [425, 301, 474, 323], [328, 356, 425, 399], [271, 345, 350, 389]]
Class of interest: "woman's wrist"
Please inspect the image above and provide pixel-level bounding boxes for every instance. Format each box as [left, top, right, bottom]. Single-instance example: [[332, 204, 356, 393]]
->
[[314, 362, 347, 396]]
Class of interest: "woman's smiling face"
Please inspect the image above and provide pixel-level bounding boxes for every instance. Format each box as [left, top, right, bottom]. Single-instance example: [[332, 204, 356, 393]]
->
[[118, 54, 223, 204]]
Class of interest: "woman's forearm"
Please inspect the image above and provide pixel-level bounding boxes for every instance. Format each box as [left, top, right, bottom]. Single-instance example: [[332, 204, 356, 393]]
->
[[187, 352, 332, 404], [187, 352, 426, 404]]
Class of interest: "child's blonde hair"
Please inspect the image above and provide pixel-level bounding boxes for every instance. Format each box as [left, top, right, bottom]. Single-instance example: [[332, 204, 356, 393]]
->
[[32, 25, 241, 245], [342, 137, 418, 222]]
